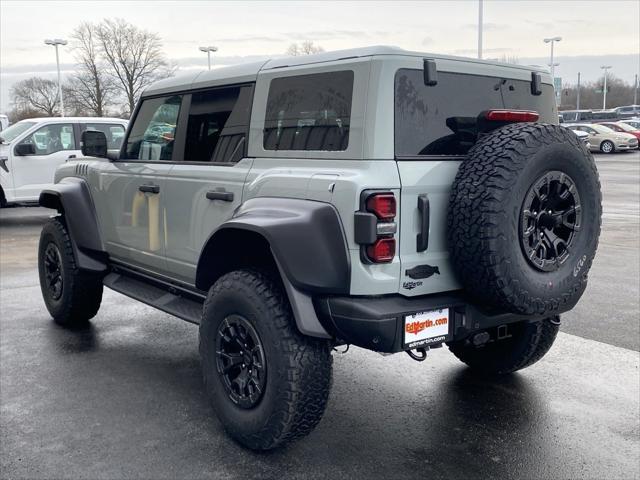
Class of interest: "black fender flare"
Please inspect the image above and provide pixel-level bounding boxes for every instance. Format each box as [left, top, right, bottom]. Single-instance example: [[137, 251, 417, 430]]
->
[[39, 177, 107, 273], [196, 197, 351, 295]]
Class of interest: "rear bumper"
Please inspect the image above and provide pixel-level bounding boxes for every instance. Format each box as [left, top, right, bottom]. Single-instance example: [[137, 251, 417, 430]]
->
[[314, 292, 547, 353]]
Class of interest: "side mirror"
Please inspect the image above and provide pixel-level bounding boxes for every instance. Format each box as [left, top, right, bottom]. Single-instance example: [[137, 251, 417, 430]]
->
[[81, 130, 108, 158], [15, 143, 36, 156]]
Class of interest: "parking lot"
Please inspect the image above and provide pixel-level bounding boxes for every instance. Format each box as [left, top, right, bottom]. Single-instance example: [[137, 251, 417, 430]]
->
[[1, 152, 638, 479]]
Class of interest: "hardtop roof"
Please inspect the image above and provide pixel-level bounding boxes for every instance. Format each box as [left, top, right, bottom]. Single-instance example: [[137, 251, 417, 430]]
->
[[143, 45, 550, 97], [17, 117, 128, 124]]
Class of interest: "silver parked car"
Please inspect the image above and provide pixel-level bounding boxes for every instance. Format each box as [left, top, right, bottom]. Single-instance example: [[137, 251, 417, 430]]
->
[[566, 123, 638, 153]]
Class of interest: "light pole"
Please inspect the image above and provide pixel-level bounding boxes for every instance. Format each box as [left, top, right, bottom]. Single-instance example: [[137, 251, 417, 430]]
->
[[601, 65, 612, 109], [44, 38, 67, 117], [477, 0, 483, 59], [577, 72, 581, 110], [543, 36, 562, 80], [199, 46, 218, 70]]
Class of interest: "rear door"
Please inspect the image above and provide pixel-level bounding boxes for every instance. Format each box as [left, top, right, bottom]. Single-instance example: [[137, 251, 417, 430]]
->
[[162, 84, 254, 284], [394, 68, 557, 296]]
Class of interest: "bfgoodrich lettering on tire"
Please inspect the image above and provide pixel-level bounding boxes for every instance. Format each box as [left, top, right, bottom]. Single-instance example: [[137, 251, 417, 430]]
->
[[447, 123, 602, 316], [199, 269, 332, 450]]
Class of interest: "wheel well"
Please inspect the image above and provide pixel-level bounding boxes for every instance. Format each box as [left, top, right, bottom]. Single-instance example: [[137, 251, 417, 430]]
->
[[39, 191, 64, 212], [195, 229, 279, 291], [0, 185, 5, 206]]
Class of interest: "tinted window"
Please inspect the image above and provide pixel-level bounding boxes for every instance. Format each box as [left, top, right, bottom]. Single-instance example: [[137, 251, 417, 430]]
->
[[81, 123, 126, 150], [21, 124, 75, 155], [264, 71, 353, 151], [394, 69, 556, 156], [183, 85, 253, 163], [125, 95, 182, 160]]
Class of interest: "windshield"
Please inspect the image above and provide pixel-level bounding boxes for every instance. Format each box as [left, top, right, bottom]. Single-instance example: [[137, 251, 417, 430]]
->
[[0, 121, 36, 143], [591, 124, 615, 134]]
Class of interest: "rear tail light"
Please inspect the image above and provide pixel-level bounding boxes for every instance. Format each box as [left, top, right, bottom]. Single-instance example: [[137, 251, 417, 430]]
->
[[366, 193, 396, 220], [358, 192, 397, 264], [366, 238, 396, 263], [485, 110, 539, 122]]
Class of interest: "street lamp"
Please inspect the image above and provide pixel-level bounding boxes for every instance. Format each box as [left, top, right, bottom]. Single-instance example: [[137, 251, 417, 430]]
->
[[199, 46, 218, 70], [601, 65, 612, 109], [477, 0, 483, 59], [543, 36, 562, 80], [44, 39, 67, 117]]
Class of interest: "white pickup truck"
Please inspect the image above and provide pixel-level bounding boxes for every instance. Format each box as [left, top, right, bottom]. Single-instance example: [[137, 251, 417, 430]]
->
[[0, 117, 127, 206]]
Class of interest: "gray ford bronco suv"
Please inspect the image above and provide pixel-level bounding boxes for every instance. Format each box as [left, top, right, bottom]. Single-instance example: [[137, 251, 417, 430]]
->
[[37, 46, 601, 450]]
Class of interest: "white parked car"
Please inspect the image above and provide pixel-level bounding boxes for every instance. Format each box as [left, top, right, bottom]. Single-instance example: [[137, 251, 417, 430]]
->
[[569, 128, 591, 149], [0, 117, 128, 206]]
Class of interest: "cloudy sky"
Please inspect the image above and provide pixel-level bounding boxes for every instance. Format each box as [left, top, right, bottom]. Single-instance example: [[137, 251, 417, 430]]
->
[[1, 0, 638, 111]]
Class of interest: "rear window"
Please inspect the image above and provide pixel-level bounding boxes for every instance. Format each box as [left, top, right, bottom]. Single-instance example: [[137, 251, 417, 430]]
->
[[394, 69, 556, 157], [264, 70, 353, 151]]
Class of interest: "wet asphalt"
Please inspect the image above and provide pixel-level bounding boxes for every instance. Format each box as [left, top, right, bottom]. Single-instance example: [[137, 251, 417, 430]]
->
[[1, 152, 639, 479]]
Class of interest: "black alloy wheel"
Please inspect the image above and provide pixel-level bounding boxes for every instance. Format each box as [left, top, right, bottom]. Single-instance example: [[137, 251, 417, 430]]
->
[[43, 243, 64, 300], [520, 170, 582, 272], [215, 314, 267, 409]]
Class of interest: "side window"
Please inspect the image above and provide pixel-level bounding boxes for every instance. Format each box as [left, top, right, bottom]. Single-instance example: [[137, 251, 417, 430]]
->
[[183, 84, 253, 163], [82, 123, 126, 150], [21, 124, 75, 155], [264, 70, 354, 151], [124, 95, 182, 161]]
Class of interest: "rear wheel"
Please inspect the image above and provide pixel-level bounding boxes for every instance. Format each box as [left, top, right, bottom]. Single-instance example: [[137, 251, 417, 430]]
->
[[448, 317, 560, 375], [38, 217, 103, 326], [199, 269, 332, 450], [600, 140, 614, 153]]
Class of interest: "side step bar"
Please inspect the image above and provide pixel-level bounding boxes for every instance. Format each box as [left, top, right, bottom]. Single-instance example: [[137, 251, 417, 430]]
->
[[103, 272, 204, 324]]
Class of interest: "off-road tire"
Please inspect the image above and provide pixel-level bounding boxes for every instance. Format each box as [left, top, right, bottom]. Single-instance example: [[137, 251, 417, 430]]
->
[[38, 217, 103, 326], [448, 317, 560, 375], [448, 123, 602, 316], [199, 269, 332, 450]]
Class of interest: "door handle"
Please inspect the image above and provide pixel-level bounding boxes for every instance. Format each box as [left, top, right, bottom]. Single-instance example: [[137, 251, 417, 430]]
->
[[416, 194, 430, 252], [138, 184, 160, 194], [67, 154, 76, 159], [206, 190, 234, 202]]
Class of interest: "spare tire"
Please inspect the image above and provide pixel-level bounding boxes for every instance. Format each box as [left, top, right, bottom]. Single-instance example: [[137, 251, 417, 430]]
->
[[447, 123, 602, 316]]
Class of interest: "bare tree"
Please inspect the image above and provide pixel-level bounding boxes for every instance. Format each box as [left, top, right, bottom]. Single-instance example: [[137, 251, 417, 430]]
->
[[97, 18, 173, 115], [68, 22, 115, 116], [286, 41, 325, 56], [560, 74, 635, 110], [11, 77, 60, 116]]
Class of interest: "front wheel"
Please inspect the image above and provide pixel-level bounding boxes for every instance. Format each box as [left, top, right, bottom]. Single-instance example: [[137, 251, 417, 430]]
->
[[600, 140, 615, 153], [199, 269, 332, 450], [38, 217, 103, 326], [448, 317, 560, 375]]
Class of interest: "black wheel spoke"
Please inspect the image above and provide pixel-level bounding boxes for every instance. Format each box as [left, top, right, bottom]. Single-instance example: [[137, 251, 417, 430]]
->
[[520, 171, 582, 272], [43, 243, 63, 300], [215, 315, 267, 409]]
